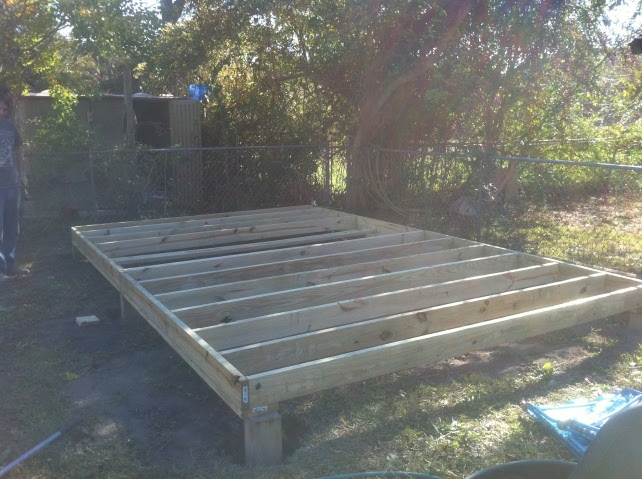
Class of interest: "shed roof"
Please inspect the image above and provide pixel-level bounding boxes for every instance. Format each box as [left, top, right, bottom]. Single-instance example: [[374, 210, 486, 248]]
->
[[23, 91, 187, 102]]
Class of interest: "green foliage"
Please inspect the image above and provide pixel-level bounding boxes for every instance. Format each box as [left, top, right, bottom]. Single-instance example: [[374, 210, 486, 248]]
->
[[29, 85, 89, 153], [539, 362, 555, 380], [621, 343, 642, 367], [69, 0, 161, 67], [0, 0, 66, 92]]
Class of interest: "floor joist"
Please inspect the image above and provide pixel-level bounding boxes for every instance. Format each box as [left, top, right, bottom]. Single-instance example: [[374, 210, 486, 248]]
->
[[70, 205, 642, 466]]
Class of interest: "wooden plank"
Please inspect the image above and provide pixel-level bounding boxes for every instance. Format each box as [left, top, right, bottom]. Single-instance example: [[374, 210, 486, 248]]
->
[[129, 230, 430, 282], [157, 245, 490, 308], [96, 216, 356, 257], [244, 284, 642, 407], [70, 227, 248, 417], [113, 228, 376, 267], [85, 211, 334, 243], [175, 253, 530, 327], [484, 245, 642, 287], [195, 263, 561, 350], [141, 238, 472, 296], [223, 274, 608, 374], [324, 209, 425, 235], [150, 240, 478, 304], [355, 216, 422, 234], [75, 204, 314, 233]]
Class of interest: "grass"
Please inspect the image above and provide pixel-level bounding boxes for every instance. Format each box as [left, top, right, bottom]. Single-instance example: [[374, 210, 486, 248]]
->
[[483, 194, 642, 274], [1, 210, 642, 479]]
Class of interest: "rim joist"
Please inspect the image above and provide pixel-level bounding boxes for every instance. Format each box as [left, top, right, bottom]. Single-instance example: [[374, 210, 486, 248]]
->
[[71, 205, 642, 466]]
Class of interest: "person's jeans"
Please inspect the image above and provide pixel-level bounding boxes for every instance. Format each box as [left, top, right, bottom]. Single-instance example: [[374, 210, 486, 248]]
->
[[0, 186, 21, 275]]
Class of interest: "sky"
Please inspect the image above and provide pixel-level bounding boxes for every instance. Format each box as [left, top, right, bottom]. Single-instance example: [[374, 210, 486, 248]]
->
[[604, 1, 641, 43]]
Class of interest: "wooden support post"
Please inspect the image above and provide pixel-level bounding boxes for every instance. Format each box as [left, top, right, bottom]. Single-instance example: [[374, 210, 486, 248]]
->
[[629, 308, 642, 330], [244, 409, 282, 466], [120, 293, 138, 321]]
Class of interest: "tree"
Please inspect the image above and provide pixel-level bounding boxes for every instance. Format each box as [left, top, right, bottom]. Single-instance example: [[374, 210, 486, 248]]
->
[[160, 0, 186, 23], [0, 0, 67, 92], [69, 0, 160, 148], [138, 0, 619, 210]]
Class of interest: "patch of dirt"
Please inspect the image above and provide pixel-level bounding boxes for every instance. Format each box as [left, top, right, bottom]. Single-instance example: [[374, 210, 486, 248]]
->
[[63, 340, 241, 468], [1, 224, 247, 472]]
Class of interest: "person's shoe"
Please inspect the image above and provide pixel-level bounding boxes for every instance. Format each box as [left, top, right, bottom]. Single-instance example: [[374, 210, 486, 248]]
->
[[0, 273, 12, 283], [6, 266, 30, 276]]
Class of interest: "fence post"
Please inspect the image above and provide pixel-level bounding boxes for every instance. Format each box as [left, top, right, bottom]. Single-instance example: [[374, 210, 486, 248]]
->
[[164, 151, 169, 217], [87, 104, 98, 220], [324, 142, 331, 205], [420, 151, 426, 197], [475, 149, 487, 242]]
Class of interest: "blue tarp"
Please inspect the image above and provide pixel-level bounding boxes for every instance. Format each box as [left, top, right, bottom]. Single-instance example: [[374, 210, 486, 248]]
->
[[525, 388, 642, 458], [188, 84, 213, 101]]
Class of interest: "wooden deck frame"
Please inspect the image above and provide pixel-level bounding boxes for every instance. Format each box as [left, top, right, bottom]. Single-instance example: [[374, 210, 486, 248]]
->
[[71, 205, 642, 466]]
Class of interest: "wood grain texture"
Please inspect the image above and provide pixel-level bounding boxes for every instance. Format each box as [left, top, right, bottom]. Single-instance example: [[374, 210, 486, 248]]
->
[[175, 253, 530, 327], [75, 204, 314, 233], [85, 211, 334, 243], [222, 274, 608, 374], [196, 263, 562, 350], [96, 217, 356, 257], [154, 244, 489, 307], [71, 227, 247, 416], [128, 230, 429, 281], [72, 205, 642, 426], [113, 228, 376, 267], [245, 284, 642, 407]]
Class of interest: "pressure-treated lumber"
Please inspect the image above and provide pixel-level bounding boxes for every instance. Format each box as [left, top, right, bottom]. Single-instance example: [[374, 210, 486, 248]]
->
[[82, 207, 329, 238], [195, 263, 562, 350], [155, 244, 496, 307], [141, 237, 457, 294], [70, 205, 642, 466], [71, 228, 247, 416], [113, 228, 377, 267], [96, 216, 356, 257], [86, 211, 336, 243], [245, 284, 642, 408], [127, 230, 432, 281], [175, 253, 534, 327], [221, 273, 609, 374], [75, 204, 314, 233]]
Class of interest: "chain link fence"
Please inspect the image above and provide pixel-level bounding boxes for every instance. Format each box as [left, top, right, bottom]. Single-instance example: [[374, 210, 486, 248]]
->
[[23, 145, 345, 223], [357, 145, 642, 274], [22, 143, 642, 274]]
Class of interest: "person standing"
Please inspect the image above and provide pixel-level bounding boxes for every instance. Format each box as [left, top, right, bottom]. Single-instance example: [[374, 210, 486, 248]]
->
[[0, 88, 29, 282]]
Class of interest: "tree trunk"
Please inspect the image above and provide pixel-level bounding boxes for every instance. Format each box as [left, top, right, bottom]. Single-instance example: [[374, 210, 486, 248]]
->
[[123, 64, 136, 150], [160, 0, 186, 23]]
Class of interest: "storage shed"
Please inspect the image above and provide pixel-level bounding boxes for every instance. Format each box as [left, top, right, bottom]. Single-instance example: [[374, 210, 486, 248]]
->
[[17, 92, 202, 149]]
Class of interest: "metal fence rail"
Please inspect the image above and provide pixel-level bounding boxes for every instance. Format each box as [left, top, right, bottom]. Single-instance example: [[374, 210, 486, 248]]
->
[[23, 144, 642, 274]]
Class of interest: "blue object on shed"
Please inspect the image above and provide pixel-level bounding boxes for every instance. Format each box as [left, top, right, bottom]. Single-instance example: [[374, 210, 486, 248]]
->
[[525, 388, 642, 458], [188, 84, 212, 101]]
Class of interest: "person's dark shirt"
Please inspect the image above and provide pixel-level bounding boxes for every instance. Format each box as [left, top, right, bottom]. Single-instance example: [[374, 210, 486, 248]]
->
[[0, 118, 22, 189]]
